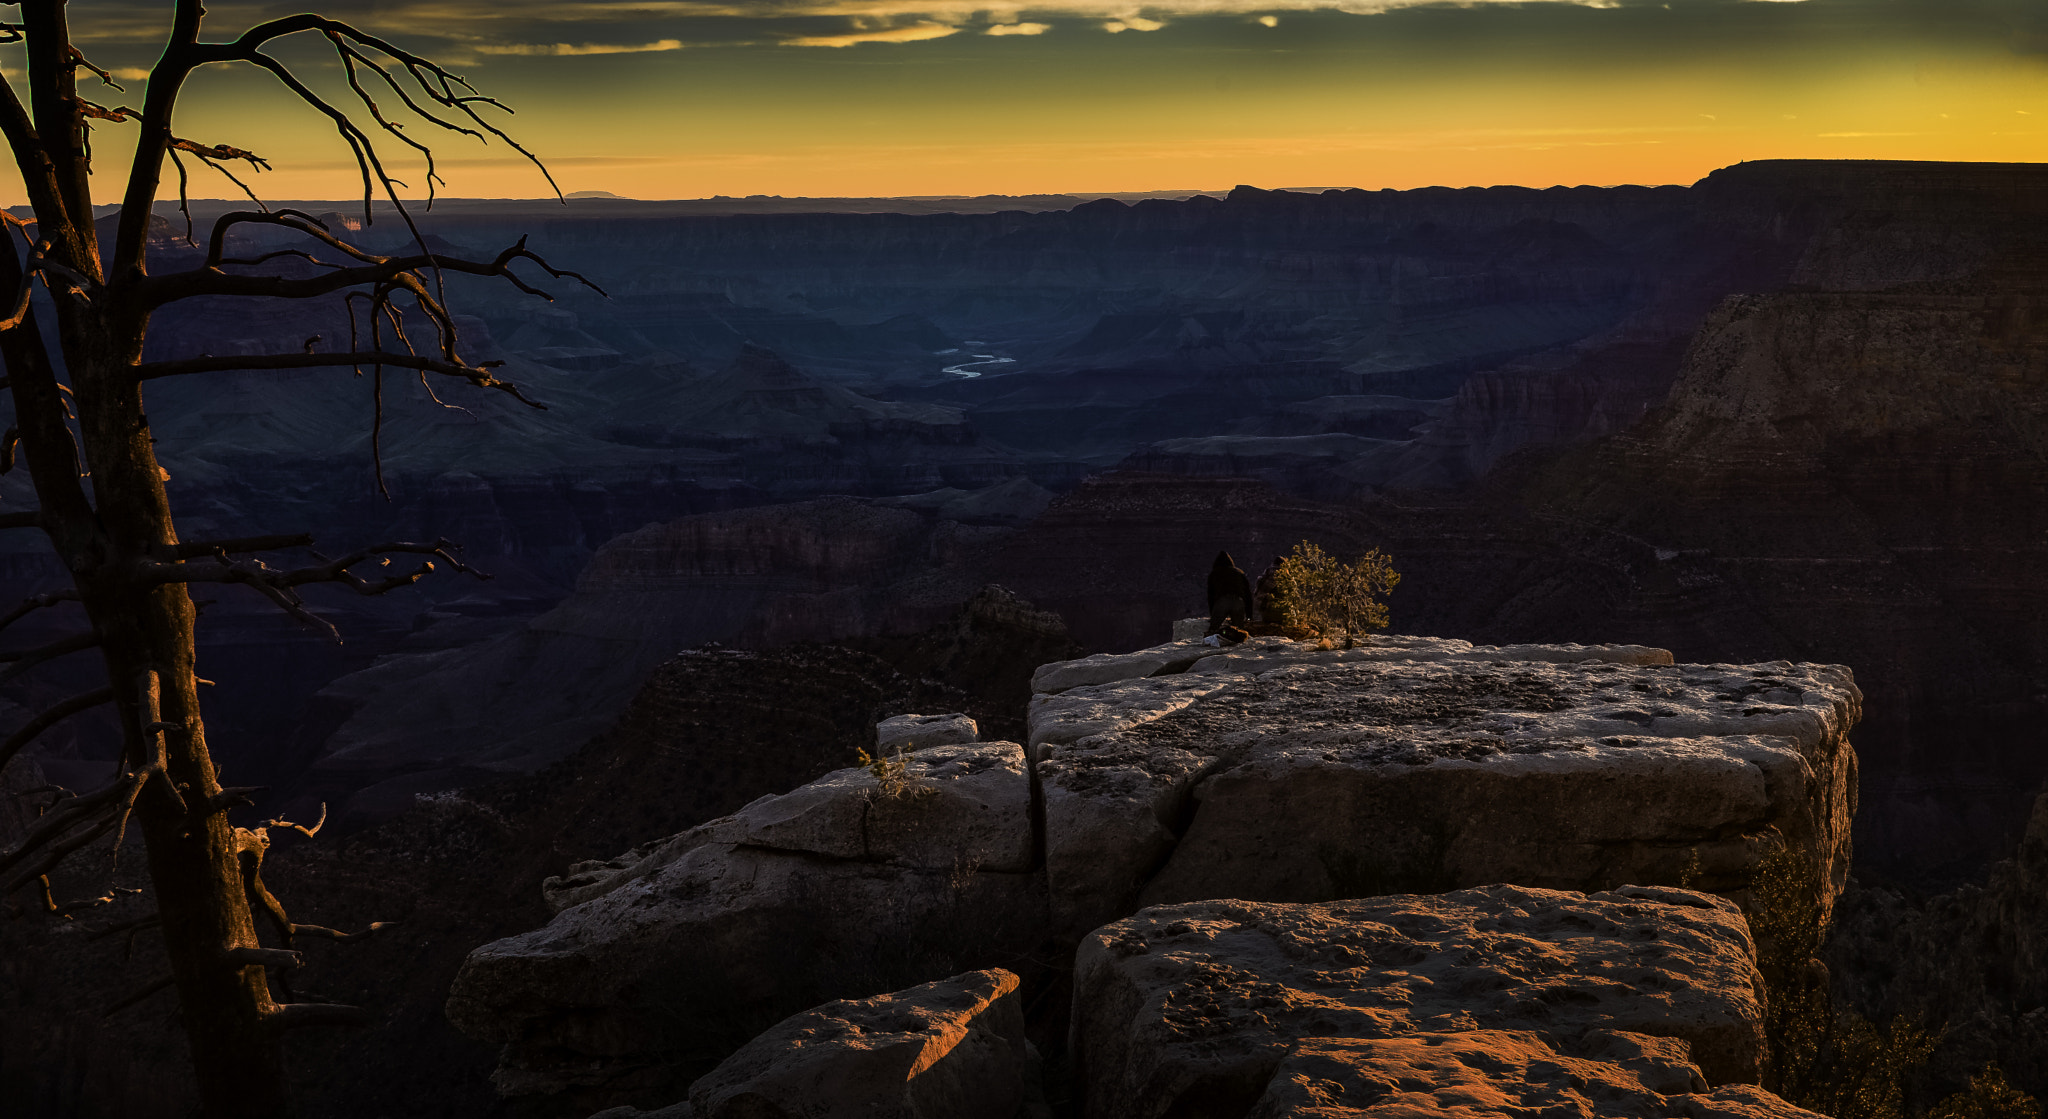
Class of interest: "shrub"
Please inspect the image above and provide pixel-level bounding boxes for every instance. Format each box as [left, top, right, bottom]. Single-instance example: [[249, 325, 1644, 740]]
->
[[1267, 541, 1401, 640], [856, 745, 936, 801], [1751, 843, 1941, 1119], [1928, 1066, 2043, 1119]]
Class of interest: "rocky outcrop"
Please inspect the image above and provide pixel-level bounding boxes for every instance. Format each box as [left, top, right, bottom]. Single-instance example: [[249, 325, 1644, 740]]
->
[[1247, 1033, 1825, 1119], [451, 634, 1859, 1108], [538, 741, 1032, 912], [1069, 886, 1774, 1118], [875, 712, 979, 753], [446, 742, 1046, 1101], [681, 969, 1033, 1119], [1029, 636, 1858, 937]]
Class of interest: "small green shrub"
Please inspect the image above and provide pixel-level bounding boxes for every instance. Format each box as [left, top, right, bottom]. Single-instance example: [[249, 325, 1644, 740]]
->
[[1928, 1066, 2044, 1119], [1267, 541, 1400, 640], [1751, 843, 1940, 1119], [856, 745, 935, 801]]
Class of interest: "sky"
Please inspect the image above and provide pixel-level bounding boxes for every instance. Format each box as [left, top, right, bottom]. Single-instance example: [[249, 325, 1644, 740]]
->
[[17, 0, 2048, 200]]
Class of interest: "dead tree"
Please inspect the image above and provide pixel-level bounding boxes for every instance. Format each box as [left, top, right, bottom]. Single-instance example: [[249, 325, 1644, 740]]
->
[[0, 4, 597, 1114]]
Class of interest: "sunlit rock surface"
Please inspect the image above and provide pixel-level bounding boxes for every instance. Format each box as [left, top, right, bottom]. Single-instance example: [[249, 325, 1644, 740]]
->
[[1030, 636, 1857, 935], [451, 635, 1857, 1105], [687, 969, 1032, 1119], [449, 743, 1045, 1100], [1245, 1032, 1826, 1119], [1069, 887, 1772, 1119], [875, 712, 980, 753]]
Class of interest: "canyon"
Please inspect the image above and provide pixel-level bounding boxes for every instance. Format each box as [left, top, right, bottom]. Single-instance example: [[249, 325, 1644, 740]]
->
[[3, 157, 2046, 1115]]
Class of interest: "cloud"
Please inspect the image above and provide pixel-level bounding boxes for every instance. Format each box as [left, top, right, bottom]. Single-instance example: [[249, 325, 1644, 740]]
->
[[784, 20, 960, 45], [477, 39, 683, 55], [1104, 16, 1165, 31], [110, 67, 153, 81], [986, 21, 1050, 34], [1257, 14, 1278, 26]]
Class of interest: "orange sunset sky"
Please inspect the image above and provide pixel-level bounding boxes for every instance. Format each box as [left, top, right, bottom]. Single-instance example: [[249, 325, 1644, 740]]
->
[[14, 0, 2048, 201]]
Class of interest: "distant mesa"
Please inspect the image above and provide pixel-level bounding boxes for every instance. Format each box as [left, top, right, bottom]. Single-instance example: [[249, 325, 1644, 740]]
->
[[566, 189, 624, 199]]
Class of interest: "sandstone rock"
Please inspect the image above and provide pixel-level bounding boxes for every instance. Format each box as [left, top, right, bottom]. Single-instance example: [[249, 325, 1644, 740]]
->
[[1070, 887, 1767, 1119], [1029, 641, 1228, 695], [462, 745, 1045, 1098], [542, 742, 1033, 912], [1171, 617, 1206, 642], [453, 842, 1047, 1099], [1029, 634, 1676, 692], [1029, 640, 1856, 933], [1027, 672, 1243, 756], [876, 712, 979, 753], [688, 969, 1032, 1119], [1242, 1031, 1827, 1118]]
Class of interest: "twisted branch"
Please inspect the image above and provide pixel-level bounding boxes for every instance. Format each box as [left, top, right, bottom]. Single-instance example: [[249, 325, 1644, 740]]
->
[[137, 540, 487, 640]]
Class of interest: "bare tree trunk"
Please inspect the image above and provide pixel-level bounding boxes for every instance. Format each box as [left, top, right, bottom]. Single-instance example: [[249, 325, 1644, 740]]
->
[[33, 280, 293, 1113]]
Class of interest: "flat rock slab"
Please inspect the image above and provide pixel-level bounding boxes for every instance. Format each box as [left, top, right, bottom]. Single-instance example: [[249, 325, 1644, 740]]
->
[[543, 742, 1032, 912], [877, 712, 980, 753], [459, 745, 1043, 1100], [688, 969, 1031, 1119], [1030, 641, 1857, 933], [1071, 887, 1768, 1119], [1245, 1031, 1825, 1119], [1029, 635, 1674, 697]]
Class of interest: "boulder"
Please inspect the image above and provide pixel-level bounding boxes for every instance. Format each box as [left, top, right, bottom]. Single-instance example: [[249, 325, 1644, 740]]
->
[[1070, 886, 1768, 1119], [1030, 641, 1857, 934], [542, 742, 1034, 912], [1244, 1031, 1826, 1119], [688, 969, 1033, 1119], [459, 745, 1045, 1099], [876, 712, 979, 753], [1029, 641, 1234, 695]]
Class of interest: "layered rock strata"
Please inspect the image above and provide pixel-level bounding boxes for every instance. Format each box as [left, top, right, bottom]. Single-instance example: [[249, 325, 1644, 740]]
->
[[1069, 887, 1780, 1119], [1029, 635, 1858, 936]]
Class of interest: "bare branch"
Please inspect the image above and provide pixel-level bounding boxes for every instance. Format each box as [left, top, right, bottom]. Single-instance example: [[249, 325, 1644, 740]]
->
[[0, 510, 37, 530], [112, 0, 206, 277], [225, 945, 303, 970], [132, 351, 546, 409], [259, 802, 324, 840], [202, 210, 378, 270], [2, 807, 120, 895], [0, 776, 134, 881], [290, 921, 396, 943], [0, 685, 113, 775], [169, 136, 268, 171], [136, 541, 484, 641], [138, 235, 605, 311], [197, 786, 264, 818]]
